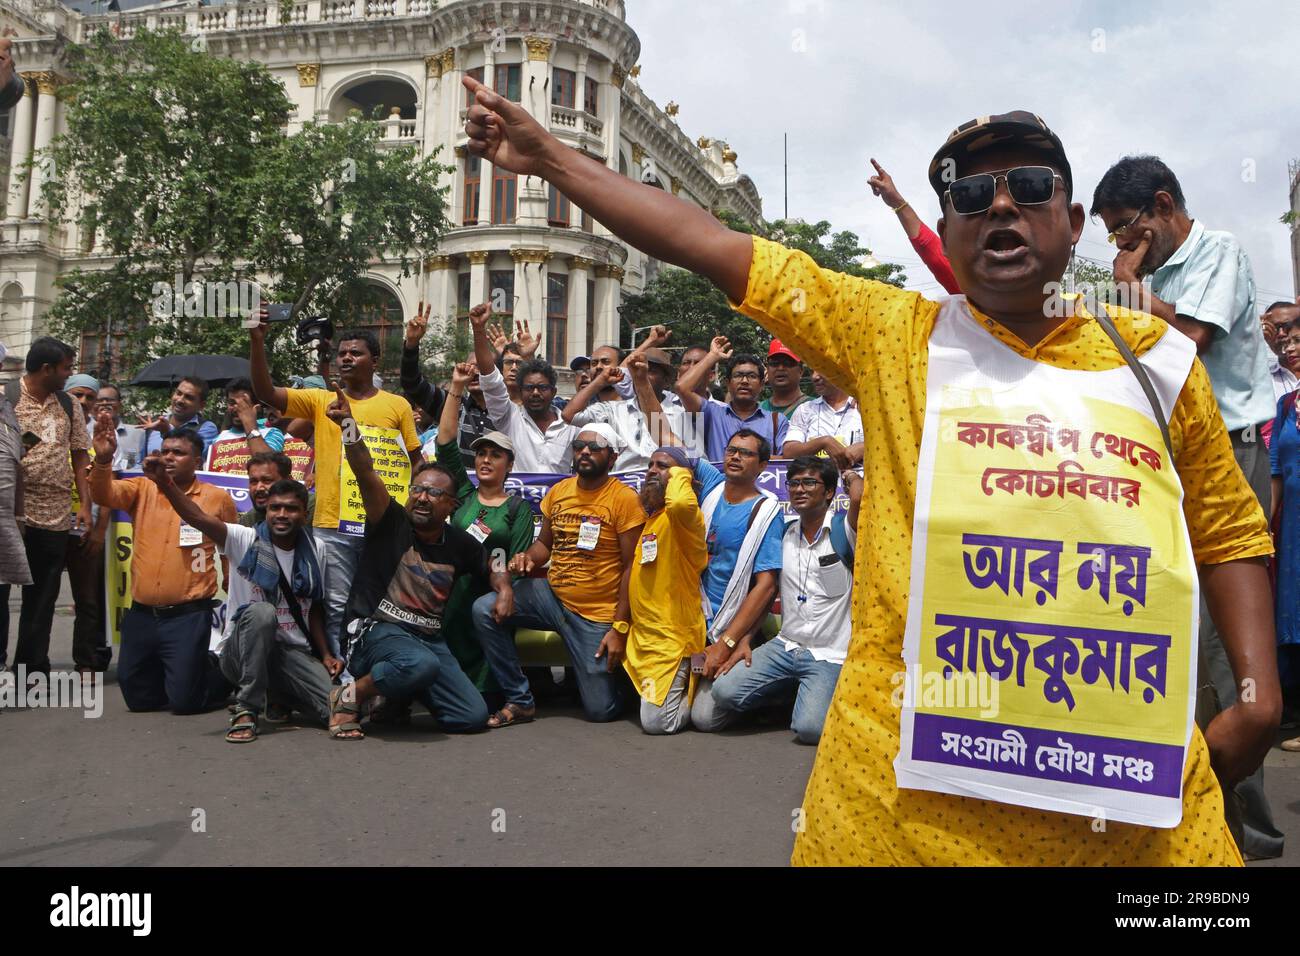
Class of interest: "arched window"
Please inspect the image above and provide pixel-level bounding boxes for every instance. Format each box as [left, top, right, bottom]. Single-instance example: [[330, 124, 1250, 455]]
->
[[341, 283, 405, 376]]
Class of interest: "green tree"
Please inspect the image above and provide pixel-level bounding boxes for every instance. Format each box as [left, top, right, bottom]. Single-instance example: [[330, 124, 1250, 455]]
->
[[38, 28, 451, 383]]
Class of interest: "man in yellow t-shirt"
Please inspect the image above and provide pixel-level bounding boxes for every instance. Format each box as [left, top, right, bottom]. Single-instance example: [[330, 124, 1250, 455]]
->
[[249, 321, 421, 657], [625, 447, 709, 734], [463, 80, 1280, 865], [474, 423, 644, 727]]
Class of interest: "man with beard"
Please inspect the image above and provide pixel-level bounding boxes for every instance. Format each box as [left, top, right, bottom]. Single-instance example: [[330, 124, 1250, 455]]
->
[[624, 445, 709, 734], [146, 467, 336, 744], [470, 303, 577, 474], [250, 320, 422, 658], [325, 387, 511, 740], [561, 352, 675, 471], [464, 82, 1276, 865], [711, 456, 861, 743], [472, 422, 644, 726], [1094, 156, 1282, 859], [759, 340, 810, 419], [240, 452, 315, 528], [90, 422, 236, 713]]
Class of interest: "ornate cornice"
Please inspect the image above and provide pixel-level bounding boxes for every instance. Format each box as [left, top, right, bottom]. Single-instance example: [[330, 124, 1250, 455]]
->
[[466, 250, 491, 264], [295, 63, 319, 87], [438, 47, 456, 73], [568, 255, 597, 271], [425, 54, 443, 78], [525, 36, 553, 62], [595, 263, 625, 280], [26, 71, 61, 96], [510, 247, 550, 264], [424, 254, 456, 270]]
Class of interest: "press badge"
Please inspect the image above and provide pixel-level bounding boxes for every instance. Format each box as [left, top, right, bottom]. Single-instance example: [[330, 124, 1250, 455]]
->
[[640, 532, 658, 564], [178, 523, 203, 547], [467, 518, 491, 543], [576, 516, 602, 551]]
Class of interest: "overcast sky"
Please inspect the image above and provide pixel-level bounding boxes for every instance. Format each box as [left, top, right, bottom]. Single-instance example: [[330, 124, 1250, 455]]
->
[[626, 0, 1300, 302]]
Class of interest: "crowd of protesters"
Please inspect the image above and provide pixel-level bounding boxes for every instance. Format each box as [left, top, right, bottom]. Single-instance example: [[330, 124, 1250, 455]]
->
[[1, 59, 1298, 867]]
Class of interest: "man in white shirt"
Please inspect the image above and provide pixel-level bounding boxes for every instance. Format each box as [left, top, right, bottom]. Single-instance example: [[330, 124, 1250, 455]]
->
[[561, 348, 685, 470], [146, 465, 339, 744], [470, 303, 576, 473], [781, 369, 865, 468], [710, 456, 860, 743]]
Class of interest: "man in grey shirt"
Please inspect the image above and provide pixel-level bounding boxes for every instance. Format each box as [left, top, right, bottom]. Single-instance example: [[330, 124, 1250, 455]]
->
[[1094, 154, 1281, 860]]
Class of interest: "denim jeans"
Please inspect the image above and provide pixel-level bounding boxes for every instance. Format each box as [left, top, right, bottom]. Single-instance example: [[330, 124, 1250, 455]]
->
[[471, 577, 627, 722], [348, 621, 488, 732], [220, 602, 333, 724], [639, 659, 691, 735], [710, 640, 843, 743], [316, 527, 364, 658]]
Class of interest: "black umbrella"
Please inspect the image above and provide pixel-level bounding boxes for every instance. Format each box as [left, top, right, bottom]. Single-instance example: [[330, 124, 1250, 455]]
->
[[128, 355, 251, 390]]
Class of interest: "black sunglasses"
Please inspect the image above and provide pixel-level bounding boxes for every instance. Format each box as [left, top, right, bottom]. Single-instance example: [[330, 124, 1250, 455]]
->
[[945, 165, 1063, 216], [571, 439, 610, 452]]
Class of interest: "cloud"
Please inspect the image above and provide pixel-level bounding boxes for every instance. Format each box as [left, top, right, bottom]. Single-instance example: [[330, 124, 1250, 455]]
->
[[629, 0, 1300, 300]]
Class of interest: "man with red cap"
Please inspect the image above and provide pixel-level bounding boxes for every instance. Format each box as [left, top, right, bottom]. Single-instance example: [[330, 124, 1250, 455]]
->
[[760, 340, 811, 419]]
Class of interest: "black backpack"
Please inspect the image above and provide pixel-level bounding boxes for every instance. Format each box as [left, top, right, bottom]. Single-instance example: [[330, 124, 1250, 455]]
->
[[4, 378, 75, 427]]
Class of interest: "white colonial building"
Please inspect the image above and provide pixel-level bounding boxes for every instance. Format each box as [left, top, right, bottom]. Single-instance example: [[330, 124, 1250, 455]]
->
[[0, 0, 762, 382]]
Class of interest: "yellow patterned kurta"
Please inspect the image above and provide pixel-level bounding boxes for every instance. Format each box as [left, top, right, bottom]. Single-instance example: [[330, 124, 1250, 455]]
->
[[731, 237, 1271, 866]]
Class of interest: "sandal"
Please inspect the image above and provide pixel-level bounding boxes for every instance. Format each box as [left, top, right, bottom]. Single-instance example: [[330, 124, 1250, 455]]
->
[[226, 710, 258, 744], [264, 701, 292, 724], [329, 685, 365, 740], [487, 702, 536, 729]]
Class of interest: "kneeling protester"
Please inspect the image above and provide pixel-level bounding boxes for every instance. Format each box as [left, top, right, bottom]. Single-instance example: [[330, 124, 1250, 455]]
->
[[330, 388, 511, 738]]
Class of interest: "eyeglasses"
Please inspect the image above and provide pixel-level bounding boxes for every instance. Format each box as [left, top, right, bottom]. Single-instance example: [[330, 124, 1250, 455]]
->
[[520, 383, 553, 393], [944, 165, 1063, 216], [730, 370, 762, 381], [408, 484, 450, 500], [724, 445, 759, 459], [1106, 208, 1148, 244], [786, 477, 825, 490], [571, 439, 610, 452]]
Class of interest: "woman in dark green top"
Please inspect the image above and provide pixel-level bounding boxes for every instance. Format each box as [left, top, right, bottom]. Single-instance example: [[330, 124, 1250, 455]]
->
[[435, 362, 535, 692]]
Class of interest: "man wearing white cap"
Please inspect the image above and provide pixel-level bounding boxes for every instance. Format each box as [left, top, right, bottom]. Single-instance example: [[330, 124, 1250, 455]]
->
[[472, 421, 644, 726]]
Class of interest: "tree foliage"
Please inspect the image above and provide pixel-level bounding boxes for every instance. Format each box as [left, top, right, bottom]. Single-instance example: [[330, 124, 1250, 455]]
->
[[39, 28, 452, 383]]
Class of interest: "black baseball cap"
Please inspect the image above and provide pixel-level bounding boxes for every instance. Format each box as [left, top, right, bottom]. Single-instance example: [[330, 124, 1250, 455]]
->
[[928, 111, 1073, 202]]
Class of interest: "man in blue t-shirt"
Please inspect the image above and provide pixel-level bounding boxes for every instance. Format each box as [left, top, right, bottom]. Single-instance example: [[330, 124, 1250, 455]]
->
[[689, 427, 785, 732]]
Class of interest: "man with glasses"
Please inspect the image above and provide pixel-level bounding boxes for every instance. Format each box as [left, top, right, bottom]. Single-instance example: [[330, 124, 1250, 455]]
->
[[95, 383, 146, 471], [711, 457, 861, 743], [324, 387, 511, 740], [1094, 156, 1282, 860], [463, 85, 1277, 865], [1262, 301, 1300, 406], [676, 337, 789, 461], [470, 303, 577, 474], [688, 428, 786, 731], [472, 422, 644, 727]]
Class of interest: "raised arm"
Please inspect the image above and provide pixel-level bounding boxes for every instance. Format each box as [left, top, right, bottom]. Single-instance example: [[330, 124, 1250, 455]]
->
[[327, 386, 391, 524], [464, 75, 752, 303], [469, 302, 498, 377], [141, 454, 229, 548], [401, 301, 446, 421], [626, 353, 669, 443], [231, 392, 274, 456], [561, 365, 622, 424], [248, 310, 289, 414], [675, 335, 731, 414]]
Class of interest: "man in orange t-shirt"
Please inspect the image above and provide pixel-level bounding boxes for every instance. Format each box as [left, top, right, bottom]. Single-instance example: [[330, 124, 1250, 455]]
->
[[471, 423, 644, 727]]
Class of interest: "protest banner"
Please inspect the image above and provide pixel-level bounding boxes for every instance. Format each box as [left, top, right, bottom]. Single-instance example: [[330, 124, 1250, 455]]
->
[[337, 425, 410, 535]]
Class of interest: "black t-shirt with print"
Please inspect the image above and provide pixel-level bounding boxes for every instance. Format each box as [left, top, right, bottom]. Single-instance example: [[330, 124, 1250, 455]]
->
[[343, 503, 489, 641]]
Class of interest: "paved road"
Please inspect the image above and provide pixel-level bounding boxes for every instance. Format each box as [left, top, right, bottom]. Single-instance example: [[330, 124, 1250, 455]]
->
[[3, 586, 1298, 866]]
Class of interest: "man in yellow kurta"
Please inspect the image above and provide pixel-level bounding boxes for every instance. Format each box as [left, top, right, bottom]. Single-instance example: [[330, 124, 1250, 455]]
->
[[462, 83, 1281, 866], [625, 447, 709, 734]]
